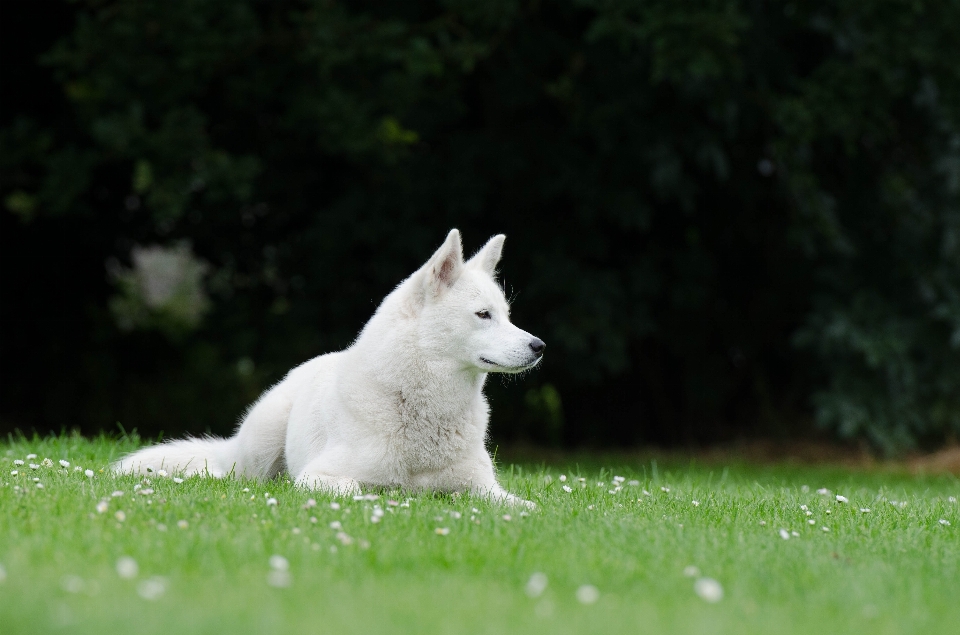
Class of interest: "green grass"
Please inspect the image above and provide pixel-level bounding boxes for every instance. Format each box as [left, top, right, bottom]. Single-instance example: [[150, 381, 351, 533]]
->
[[1, 435, 957, 635]]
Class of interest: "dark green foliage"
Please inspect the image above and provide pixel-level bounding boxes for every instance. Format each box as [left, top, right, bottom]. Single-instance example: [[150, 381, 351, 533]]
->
[[2, 1, 959, 452]]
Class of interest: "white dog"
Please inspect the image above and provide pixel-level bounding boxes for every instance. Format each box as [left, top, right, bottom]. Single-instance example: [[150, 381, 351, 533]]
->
[[114, 229, 544, 506]]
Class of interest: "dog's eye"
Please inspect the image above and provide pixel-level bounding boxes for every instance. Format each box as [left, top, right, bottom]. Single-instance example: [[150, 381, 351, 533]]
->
[[475, 310, 491, 320]]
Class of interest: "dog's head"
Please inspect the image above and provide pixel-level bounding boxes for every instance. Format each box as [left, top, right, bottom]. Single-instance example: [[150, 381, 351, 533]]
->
[[412, 229, 544, 374]]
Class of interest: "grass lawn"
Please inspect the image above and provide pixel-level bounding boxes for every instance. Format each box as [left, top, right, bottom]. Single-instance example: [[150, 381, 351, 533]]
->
[[1, 435, 957, 635]]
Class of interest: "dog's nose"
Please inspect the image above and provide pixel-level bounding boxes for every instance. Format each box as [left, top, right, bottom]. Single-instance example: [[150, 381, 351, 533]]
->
[[529, 338, 545, 355]]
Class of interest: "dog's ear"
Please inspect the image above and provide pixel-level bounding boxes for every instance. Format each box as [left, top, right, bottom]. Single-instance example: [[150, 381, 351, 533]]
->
[[468, 234, 505, 277], [422, 229, 464, 298]]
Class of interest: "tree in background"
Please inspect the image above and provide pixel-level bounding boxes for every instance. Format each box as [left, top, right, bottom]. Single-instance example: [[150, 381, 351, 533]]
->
[[2, 0, 959, 453]]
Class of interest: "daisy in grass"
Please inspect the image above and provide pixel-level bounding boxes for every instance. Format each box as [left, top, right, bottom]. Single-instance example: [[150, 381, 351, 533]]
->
[[116, 557, 138, 579], [526, 572, 548, 597], [694, 578, 723, 603], [576, 585, 600, 604], [138, 577, 167, 600]]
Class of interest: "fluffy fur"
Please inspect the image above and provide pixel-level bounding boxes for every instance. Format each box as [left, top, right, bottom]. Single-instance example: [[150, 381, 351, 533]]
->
[[114, 230, 545, 506]]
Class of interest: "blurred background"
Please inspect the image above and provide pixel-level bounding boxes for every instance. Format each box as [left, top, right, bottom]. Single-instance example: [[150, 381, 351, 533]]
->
[[2, 0, 959, 454]]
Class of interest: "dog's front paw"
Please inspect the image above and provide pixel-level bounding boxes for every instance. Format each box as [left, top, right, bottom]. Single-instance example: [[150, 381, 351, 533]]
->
[[508, 495, 537, 510], [296, 473, 362, 497]]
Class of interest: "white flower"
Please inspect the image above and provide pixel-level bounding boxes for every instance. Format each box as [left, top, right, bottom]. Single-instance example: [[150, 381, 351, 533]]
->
[[525, 572, 548, 597], [836, 495, 848, 503], [26, 454, 37, 460], [817, 488, 831, 495], [559, 474, 567, 482], [96, 501, 108, 514], [85, 469, 94, 478], [330, 521, 342, 530], [661, 486, 670, 492], [41, 458, 53, 467], [808, 519, 815, 525], [59, 460, 70, 468], [173, 477, 183, 484], [36, 483, 44, 489], [267, 570, 291, 588], [138, 576, 167, 600], [939, 519, 951, 526], [691, 501, 700, 507], [13, 460, 24, 466], [860, 508, 871, 513], [111, 491, 124, 497], [330, 502, 341, 510], [309, 516, 317, 524], [683, 566, 700, 577], [694, 578, 723, 603], [116, 556, 138, 579], [29, 464, 39, 470], [948, 496, 957, 503], [562, 485, 573, 493], [613, 476, 625, 484], [115, 511, 126, 522], [266, 498, 278, 506], [779, 529, 790, 540], [303, 499, 317, 509], [138, 488, 154, 496], [177, 520, 188, 529], [74, 466, 82, 472], [61, 575, 84, 593], [627, 480, 640, 487], [576, 585, 600, 604], [791, 531, 800, 537], [502, 515, 512, 521], [800, 504, 808, 511], [157, 470, 168, 478], [242, 487, 250, 492], [821, 526, 830, 532], [435, 527, 450, 535], [269, 555, 289, 571]]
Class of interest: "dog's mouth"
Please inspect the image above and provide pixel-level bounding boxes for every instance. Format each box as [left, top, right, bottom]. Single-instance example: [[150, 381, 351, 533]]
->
[[479, 356, 542, 373]]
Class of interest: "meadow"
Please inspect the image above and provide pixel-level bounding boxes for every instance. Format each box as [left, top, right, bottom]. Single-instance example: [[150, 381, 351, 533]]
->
[[1, 435, 957, 635]]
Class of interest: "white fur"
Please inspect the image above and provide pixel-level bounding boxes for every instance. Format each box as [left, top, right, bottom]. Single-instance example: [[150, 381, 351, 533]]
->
[[114, 230, 544, 506]]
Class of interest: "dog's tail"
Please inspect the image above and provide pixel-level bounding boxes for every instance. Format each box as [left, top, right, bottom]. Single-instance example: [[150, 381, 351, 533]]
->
[[112, 436, 238, 477]]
